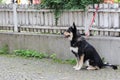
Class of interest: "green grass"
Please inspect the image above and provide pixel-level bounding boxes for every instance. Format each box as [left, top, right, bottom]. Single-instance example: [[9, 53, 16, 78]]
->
[[0, 44, 9, 54], [13, 50, 76, 65], [0, 44, 108, 66], [14, 49, 49, 59], [0, 44, 76, 65], [50, 53, 76, 65]]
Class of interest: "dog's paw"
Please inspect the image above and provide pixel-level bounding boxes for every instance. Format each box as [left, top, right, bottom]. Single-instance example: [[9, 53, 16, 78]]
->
[[86, 66, 96, 70], [75, 68, 80, 70], [73, 65, 78, 69], [74, 67, 81, 70]]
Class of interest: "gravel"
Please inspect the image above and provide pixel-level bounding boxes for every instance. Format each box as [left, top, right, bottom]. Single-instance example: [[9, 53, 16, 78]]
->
[[0, 55, 119, 80]]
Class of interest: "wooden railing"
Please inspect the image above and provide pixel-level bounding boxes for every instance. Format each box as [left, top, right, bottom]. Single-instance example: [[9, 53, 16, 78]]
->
[[0, 4, 120, 36]]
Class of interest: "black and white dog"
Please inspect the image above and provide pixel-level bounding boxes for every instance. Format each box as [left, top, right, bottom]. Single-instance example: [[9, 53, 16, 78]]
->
[[64, 23, 117, 70]]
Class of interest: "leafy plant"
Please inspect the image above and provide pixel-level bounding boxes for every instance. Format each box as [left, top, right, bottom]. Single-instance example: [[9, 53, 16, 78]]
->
[[49, 53, 76, 65], [50, 53, 57, 60], [65, 59, 76, 65], [13, 49, 76, 65], [52, 58, 76, 65], [0, 44, 9, 54], [0, 0, 2, 3], [14, 49, 49, 59], [41, 0, 103, 25]]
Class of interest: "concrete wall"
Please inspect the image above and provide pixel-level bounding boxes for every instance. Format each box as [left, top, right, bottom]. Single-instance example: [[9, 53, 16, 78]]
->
[[0, 32, 119, 65]]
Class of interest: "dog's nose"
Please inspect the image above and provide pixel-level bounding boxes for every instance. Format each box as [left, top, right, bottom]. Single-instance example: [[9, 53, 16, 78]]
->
[[61, 32, 64, 35], [61, 30, 66, 35]]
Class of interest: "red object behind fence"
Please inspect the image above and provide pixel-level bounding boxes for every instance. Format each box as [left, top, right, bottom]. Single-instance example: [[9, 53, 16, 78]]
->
[[33, 0, 41, 4], [104, 0, 114, 3]]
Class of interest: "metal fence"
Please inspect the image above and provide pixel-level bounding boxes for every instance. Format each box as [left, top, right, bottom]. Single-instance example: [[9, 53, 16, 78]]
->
[[0, 4, 120, 36]]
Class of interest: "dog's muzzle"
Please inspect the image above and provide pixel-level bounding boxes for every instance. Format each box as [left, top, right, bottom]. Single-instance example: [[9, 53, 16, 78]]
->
[[63, 31, 71, 38]]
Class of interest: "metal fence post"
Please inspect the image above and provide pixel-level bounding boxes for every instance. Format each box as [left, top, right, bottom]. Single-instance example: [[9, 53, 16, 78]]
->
[[13, 3, 18, 32]]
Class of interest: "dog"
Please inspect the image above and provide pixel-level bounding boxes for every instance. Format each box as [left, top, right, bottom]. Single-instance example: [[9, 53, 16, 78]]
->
[[64, 22, 118, 70]]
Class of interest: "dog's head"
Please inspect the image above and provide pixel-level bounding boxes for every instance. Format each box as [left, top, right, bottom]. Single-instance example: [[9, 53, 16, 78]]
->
[[64, 22, 78, 40]]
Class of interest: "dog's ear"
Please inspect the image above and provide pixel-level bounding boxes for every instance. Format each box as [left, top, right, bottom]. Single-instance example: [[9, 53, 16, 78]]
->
[[73, 22, 77, 31]]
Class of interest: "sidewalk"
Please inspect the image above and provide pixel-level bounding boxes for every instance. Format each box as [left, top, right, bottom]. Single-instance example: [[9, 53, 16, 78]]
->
[[0, 55, 119, 80]]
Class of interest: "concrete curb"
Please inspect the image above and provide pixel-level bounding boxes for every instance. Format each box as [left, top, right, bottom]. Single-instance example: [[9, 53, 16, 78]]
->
[[0, 32, 119, 64]]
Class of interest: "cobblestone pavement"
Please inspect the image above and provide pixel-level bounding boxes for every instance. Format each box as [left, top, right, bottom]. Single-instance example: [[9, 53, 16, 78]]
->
[[0, 55, 120, 80]]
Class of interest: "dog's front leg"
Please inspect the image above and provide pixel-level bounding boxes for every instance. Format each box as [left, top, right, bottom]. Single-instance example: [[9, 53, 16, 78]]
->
[[75, 54, 84, 70]]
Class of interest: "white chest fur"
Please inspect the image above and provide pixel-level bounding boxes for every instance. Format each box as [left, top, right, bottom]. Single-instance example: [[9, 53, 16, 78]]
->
[[70, 47, 78, 53]]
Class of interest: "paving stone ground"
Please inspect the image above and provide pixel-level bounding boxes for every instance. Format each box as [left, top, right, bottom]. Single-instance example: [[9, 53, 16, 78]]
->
[[0, 55, 120, 80]]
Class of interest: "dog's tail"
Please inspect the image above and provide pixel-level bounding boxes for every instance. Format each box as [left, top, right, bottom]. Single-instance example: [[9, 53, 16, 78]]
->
[[103, 63, 118, 70]]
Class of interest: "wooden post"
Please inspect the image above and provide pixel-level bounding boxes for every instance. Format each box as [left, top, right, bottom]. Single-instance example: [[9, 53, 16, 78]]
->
[[13, 3, 18, 32], [84, 7, 89, 36]]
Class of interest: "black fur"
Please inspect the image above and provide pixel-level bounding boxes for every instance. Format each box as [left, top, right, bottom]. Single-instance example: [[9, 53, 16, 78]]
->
[[64, 22, 118, 70], [76, 37, 117, 70]]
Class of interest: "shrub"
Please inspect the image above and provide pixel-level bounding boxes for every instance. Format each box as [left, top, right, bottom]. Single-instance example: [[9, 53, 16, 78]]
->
[[41, 0, 103, 25]]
